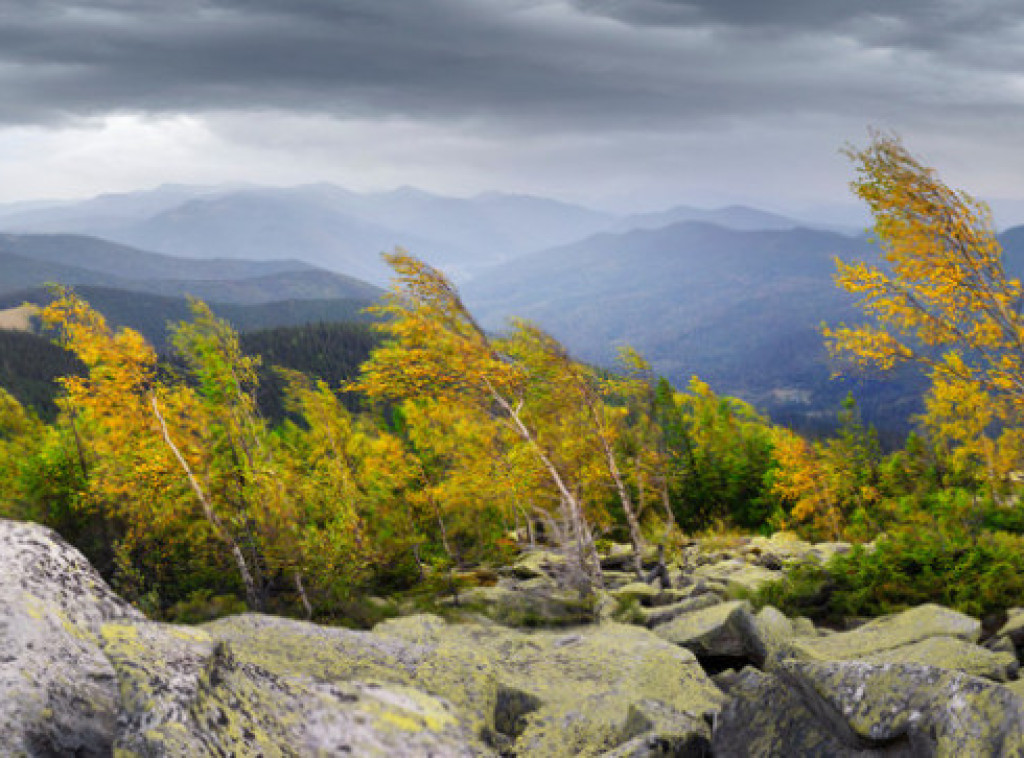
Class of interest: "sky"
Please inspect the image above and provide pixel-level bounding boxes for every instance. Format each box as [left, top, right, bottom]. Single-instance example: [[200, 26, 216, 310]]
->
[[2, 0, 1024, 224]]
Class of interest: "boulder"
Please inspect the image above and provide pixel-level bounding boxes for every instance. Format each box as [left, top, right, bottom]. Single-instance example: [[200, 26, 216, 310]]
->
[[0, 519, 143, 757], [610, 582, 662, 604], [752, 605, 797, 666], [744, 532, 851, 568], [780, 659, 1024, 754], [455, 583, 597, 627], [640, 594, 724, 628], [719, 660, 1024, 755], [860, 635, 1018, 682], [713, 666, 888, 756], [510, 549, 567, 579], [998, 608, 1024, 647], [652, 600, 764, 663], [102, 618, 478, 756], [691, 559, 784, 595], [786, 603, 981, 662], [371, 615, 726, 756], [106, 610, 726, 756]]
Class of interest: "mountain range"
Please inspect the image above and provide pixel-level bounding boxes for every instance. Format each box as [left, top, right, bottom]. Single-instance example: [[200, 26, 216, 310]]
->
[[5, 183, 1018, 438], [0, 186, 818, 284]]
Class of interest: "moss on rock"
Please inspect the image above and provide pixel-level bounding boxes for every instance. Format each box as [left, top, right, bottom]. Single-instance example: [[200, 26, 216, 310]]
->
[[787, 604, 981, 662]]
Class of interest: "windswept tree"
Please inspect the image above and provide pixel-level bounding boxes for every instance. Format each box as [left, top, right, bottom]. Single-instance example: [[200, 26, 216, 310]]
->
[[825, 133, 1024, 484], [355, 251, 611, 589], [42, 292, 296, 611]]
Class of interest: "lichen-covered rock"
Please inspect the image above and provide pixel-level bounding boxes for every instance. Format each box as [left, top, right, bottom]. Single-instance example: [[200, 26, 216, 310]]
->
[[652, 600, 763, 663], [744, 532, 851, 569], [510, 549, 567, 579], [713, 667, 894, 756], [0, 519, 143, 757], [998, 608, 1024, 647], [780, 659, 1024, 755], [610, 582, 661, 604], [639, 594, 723, 629], [691, 559, 784, 595], [787, 603, 981, 662], [752, 605, 797, 666], [102, 618, 477, 756], [860, 635, 1018, 682], [210, 613, 725, 757], [455, 583, 597, 627]]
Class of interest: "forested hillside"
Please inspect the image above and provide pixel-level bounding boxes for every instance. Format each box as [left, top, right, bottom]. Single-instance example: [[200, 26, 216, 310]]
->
[[2, 136, 1024, 630]]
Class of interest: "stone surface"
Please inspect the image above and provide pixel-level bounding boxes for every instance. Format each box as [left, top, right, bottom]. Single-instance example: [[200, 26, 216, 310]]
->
[[107, 610, 726, 757], [640, 594, 723, 629], [455, 583, 597, 627], [0, 519, 143, 757], [610, 581, 661, 604], [652, 600, 763, 662], [691, 559, 784, 595], [860, 635, 1018, 682], [998, 608, 1024, 647], [744, 532, 852, 568], [781, 659, 1024, 755], [787, 603, 981, 662], [510, 549, 567, 579], [103, 618, 478, 756], [713, 666, 898, 756]]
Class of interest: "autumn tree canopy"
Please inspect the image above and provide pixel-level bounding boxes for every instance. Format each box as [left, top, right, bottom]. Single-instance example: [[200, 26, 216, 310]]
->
[[826, 133, 1024, 427]]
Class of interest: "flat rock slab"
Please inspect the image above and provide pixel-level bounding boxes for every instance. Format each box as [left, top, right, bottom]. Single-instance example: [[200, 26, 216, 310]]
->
[[860, 635, 1018, 682], [788, 604, 980, 662]]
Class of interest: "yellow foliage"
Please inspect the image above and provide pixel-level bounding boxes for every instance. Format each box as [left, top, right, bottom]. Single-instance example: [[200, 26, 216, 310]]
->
[[826, 133, 1024, 489]]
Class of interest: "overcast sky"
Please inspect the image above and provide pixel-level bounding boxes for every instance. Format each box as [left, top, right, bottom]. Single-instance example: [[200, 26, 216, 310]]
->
[[2, 0, 1024, 222]]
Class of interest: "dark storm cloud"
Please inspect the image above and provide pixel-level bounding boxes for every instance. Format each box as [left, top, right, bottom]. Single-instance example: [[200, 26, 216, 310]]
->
[[0, 0, 1021, 129]]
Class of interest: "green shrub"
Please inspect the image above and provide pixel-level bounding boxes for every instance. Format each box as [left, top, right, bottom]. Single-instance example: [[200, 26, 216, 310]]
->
[[165, 589, 247, 624], [756, 525, 1024, 623]]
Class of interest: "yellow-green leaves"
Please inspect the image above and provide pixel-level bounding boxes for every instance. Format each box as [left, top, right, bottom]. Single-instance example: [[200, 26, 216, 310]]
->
[[827, 135, 1024, 418]]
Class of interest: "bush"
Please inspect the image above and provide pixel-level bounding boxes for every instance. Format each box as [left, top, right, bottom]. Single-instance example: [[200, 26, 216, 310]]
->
[[756, 525, 1024, 623]]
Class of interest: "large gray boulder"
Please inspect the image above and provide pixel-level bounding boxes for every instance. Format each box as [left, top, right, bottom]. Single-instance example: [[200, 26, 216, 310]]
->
[[713, 666, 900, 756], [102, 618, 479, 756], [0, 519, 726, 757], [652, 599, 764, 662], [716, 660, 1024, 755], [0, 520, 143, 757], [780, 659, 1024, 754]]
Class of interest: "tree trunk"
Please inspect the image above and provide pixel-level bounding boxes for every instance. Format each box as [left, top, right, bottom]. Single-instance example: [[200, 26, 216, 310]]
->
[[150, 394, 263, 611]]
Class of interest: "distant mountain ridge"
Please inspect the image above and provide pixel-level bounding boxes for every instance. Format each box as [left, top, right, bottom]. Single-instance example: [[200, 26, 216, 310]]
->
[[463, 220, 909, 432], [0, 185, 618, 284], [15, 183, 1024, 437], [613, 204, 803, 234], [0, 233, 381, 304], [0, 185, 843, 285]]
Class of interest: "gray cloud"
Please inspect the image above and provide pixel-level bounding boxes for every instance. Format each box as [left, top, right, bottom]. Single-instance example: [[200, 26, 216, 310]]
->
[[1, 0, 1024, 215], [0, 0, 1021, 130]]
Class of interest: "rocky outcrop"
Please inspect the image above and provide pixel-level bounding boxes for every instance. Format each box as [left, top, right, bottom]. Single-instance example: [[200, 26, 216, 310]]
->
[[0, 520, 143, 757], [5, 518, 1024, 756], [0, 520, 723, 757]]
